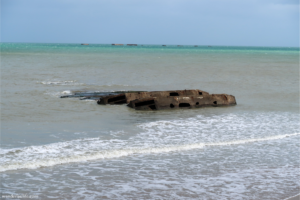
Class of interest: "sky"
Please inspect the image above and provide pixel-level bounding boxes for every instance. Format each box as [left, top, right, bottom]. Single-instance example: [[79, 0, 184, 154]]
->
[[1, 0, 299, 46]]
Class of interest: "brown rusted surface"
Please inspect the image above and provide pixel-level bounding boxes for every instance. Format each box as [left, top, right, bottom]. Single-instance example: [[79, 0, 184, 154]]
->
[[127, 94, 236, 111], [96, 89, 236, 110], [97, 90, 209, 105]]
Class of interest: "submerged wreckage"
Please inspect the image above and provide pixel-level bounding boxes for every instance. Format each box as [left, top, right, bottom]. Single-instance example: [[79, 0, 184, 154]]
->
[[61, 89, 236, 111]]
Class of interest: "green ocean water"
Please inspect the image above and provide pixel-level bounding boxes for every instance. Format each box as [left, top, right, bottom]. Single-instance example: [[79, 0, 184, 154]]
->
[[1, 43, 299, 199], [1, 42, 299, 54]]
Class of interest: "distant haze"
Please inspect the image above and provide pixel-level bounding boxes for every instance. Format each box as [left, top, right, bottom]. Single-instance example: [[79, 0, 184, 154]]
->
[[1, 0, 299, 47]]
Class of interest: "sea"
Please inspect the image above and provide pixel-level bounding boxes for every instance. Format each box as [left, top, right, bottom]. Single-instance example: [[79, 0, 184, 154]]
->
[[0, 43, 299, 200]]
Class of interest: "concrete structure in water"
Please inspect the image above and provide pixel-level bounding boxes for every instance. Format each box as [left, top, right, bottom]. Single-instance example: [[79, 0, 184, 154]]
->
[[97, 89, 236, 111]]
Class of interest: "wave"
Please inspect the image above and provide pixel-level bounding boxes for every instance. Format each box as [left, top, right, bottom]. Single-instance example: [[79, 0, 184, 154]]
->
[[44, 90, 73, 98], [95, 84, 131, 87], [0, 133, 298, 172], [37, 80, 84, 86], [136, 112, 300, 146], [38, 80, 133, 87]]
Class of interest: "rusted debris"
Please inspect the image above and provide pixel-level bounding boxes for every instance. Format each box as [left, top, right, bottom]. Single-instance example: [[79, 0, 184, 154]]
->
[[61, 89, 236, 111], [97, 90, 209, 105], [127, 94, 236, 111]]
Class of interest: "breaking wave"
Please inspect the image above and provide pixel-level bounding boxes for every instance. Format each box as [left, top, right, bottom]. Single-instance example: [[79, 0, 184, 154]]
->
[[44, 90, 73, 98], [37, 80, 84, 86], [0, 132, 299, 172]]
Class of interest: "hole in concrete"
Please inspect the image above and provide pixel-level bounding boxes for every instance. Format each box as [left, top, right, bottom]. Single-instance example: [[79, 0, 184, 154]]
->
[[196, 102, 199, 105], [179, 103, 190, 107], [199, 92, 202, 95], [170, 104, 175, 108], [149, 105, 157, 110], [213, 101, 217, 105], [108, 95, 126, 103], [170, 92, 179, 96], [135, 100, 155, 107]]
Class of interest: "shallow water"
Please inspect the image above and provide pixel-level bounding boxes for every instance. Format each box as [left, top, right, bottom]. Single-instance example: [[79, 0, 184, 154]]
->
[[1, 43, 299, 199]]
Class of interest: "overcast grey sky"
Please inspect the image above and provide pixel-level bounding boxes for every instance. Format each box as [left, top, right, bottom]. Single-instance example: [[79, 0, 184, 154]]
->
[[1, 0, 299, 46]]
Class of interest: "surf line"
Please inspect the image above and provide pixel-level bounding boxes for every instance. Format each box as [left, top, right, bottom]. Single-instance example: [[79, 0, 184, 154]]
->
[[205, 132, 300, 147], [0, 133, 299, 172]]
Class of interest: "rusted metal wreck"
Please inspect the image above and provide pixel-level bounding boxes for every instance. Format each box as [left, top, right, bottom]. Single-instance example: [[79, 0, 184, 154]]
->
[[61, 89, 236, 111], [96, 89, 236, 111]]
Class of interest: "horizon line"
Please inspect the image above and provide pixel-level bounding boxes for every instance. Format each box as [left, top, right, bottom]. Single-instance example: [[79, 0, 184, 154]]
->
[[1, 42, 299, 48]]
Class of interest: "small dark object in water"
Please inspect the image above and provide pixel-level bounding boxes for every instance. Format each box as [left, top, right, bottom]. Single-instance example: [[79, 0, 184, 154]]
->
[[81, 44, 89, 45], [127, 44, 137, 46]]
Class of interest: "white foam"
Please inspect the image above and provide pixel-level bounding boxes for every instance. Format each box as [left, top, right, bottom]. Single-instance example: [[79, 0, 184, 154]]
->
[[97, 84, 130, 87], [44, 90, 73, 98], [37, 80, 84, 86], [205, 133, 299, 146], [0, 132, 299, 172], [136, 112, 300, 145], [283, 193, 300, 200], [1, 112, 299, 172], [61, 90, 72, 94]]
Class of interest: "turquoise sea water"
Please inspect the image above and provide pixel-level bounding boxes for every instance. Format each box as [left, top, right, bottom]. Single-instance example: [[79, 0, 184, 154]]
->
[[2, 43, 299, 54], [1, 43, 299, 199]]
